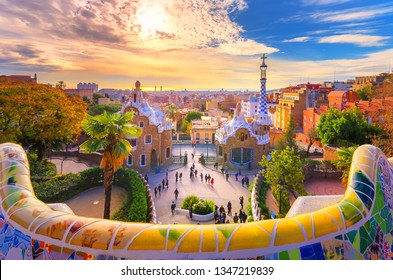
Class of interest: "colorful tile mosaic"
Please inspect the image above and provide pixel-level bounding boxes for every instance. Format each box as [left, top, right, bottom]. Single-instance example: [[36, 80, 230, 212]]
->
[[0, 143, 393, 259]]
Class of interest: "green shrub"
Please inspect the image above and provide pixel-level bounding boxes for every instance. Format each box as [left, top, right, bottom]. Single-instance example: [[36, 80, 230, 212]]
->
[[32, 166, 149, 223], [28, 152, 57, 180], [181, 195, 200, 210], [80, 167, 103, 187], [113, 168, 148, 223], [248, 175, 271, 220], [34, 173, 82, 203], [192, 199, 214, 215]]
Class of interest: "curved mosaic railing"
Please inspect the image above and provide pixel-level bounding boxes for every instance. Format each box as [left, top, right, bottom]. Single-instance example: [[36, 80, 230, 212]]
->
[[1, 143, 392, 260]]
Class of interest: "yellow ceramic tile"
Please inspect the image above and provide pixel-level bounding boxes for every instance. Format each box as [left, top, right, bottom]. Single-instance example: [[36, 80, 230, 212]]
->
[[201, 226, 217, 252], [228, 223, 270, 251], [128, 225, 167, 251], [166, 224, 194, 251], [112, 223, 153, 250], [35, 214, 82, 241], [323, 205, 345, 231], [216, 224, 237, 252], [2, 189, 33, 211], [313, 210, 340, 238], [274, 218, 305, 246], [292, 213, 313, 240], [177, 227, 201, 253]]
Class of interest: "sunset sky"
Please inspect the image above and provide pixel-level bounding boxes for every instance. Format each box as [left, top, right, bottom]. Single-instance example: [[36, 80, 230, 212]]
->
[[0, 0, 393, 90]]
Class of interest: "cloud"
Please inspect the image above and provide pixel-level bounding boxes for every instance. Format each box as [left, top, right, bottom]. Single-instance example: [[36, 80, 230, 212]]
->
[[215, 39, 279, 55], [312, 4, 393, 22], [319, 34, 390, 47], [283, 36, 310, 43], [301, 0, 352, 5]]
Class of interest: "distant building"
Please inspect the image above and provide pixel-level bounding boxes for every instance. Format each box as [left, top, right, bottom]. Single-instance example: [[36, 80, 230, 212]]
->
[[241, 96, 259, 118], [77, 82, 98, 93], [296, 106, 328, 145], [98, 98, 121, 105], [0, 74, 37, 83], [215, 55, 270, 169], [191, 98, 206, 111], [121, 81, 173, 173], [64, 88, 94, 100], [353, 73, 390, 92], [334, 81, 354, 91], [191, 116, 220, 144], [328, 91, 359, 110], [275, 90, 307, 130]]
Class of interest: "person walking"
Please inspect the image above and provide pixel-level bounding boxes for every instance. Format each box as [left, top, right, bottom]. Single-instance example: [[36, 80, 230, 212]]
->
[[226, 173, 229, 181], [179, 172, 183, 181], [239, 210, 244, 223], [171, 201, 176, 215], [144, 174, 149, 183], [241, 177, 245, 187], [200, 173, 203, 182], [235, 172, 239, 181], [162, 179, 165, 189], [154, 187, 157, 198], [175, 171, 178, 182], [211, 177, 214, 187], [205, 174, 208, 183], [174, 188, 179, 200], [158, 184, 162, 195], [239, 196, 244, 209], [227, 201, 232, 216], [165, 178, 169, 188], [194, 169, 198, 177], [233, 212, 239, 223]]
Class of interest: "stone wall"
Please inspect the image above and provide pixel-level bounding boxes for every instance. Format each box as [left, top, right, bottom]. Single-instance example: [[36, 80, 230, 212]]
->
[[323, 144, 340, 161]]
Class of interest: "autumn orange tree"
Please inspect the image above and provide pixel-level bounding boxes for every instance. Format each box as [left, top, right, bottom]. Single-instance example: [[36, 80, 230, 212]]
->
[[0, 81, 87, 160]]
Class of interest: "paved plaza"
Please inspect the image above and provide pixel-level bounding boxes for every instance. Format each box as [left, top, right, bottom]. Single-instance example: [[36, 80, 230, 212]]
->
[[50, 148, 346, 224]]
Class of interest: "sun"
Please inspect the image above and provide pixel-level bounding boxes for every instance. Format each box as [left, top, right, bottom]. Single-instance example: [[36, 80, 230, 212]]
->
[[135, 3, 169, 38]]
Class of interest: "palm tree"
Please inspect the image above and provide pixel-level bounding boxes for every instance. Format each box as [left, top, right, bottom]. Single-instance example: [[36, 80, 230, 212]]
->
[[333, 146, 358, 185], [80, 111, 142, 219], [165, 103, 180, 131]]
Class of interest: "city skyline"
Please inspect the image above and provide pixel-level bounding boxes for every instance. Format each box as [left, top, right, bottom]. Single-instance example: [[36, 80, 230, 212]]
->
[[0, 0, 393, 90]]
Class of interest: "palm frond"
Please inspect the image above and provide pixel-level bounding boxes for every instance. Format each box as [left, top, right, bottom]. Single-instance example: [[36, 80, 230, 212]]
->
[[80, 138, 110, 153]]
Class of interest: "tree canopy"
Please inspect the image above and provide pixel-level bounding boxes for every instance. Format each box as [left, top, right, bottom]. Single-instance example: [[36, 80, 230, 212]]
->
[[260, 147, 306, 215], [0, 81, 87, 160], [185, 111, 203, 122], [276, 117, 299, 154], [317, 107, 382, 147], [88, 104, 122, 116]]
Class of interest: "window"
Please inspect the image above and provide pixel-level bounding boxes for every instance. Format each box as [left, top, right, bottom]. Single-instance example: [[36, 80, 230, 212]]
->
[[166, 147, 170, 158], [140, 154, 146, 166], [131, 139, 137, 147], [139, 121, 145, 128], [196, 133, 200, 140], [205, 133, 209, 140], [240, 133, 245, 141], [145, 135, 152, 144], [127, 155, 133, 166], [218, 146, 223, 156]]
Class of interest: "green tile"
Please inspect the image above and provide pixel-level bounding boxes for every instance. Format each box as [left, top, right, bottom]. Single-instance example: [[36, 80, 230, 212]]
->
[[359, 227, 373, 254], [346, 230, 357, 243], [375, 213, 383, 225], [353, 231, 360, 250], [335, 234, 343, 240], [279, 250, 290, 260], [289, 248, 301, 260]]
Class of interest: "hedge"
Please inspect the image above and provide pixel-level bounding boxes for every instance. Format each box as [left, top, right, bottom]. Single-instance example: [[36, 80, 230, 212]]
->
[[180, 195, 200, 210], [192, 199, 214, 215], [28, 153, 57, 181], [33, 167, 149, 222], [112, 168, 148, 223], [249, 175, 271, 220]]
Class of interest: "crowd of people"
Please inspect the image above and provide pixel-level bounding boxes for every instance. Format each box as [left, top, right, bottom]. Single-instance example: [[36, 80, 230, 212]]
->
[[214, 196, 248, 224]]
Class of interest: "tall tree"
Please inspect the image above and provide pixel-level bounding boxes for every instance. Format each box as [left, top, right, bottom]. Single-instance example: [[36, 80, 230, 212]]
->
[[0, 81, 86, 160], [88, 104, 122, 116], [165, 104, 181, 131], [306, 127, 319, 156], [80, 111, 142, 219], [56, 81, 66, 90], [276, 117, 299, 154], [357, 85, 374, 101], [260, 147, 306, 215], [333, 146, 358, 185], [317, 107, 382, 147]]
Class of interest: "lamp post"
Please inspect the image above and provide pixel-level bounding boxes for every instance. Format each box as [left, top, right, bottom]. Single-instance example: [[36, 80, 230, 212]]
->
[[278, 178, 284, 215], [205, 140, 209, 160], [178, 140, 182, 160]]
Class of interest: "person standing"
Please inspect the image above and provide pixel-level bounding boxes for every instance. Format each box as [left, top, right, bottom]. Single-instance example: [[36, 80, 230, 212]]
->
[[211, 177, 214, 187], [200, 173, 203, 182], [158, 184, 162, 195], [227, 201, 232, 216], [154, 187, 157, 198], [144, 174, 149, 183], [226, 173, 229, 181], [239, 196, 244, 209], [165, 178, 169, 189], [235, 172, 238, 181], [171, 201, 176, 215], [179, 172, 183, 181], [241, 177, 245, 187], [233, 212, 239, 223], [162, 179, 165, 188], [175, 171, 178, 182]]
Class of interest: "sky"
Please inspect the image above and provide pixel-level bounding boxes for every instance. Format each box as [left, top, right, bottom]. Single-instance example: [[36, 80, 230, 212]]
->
[[0, 0, 393, 91]]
